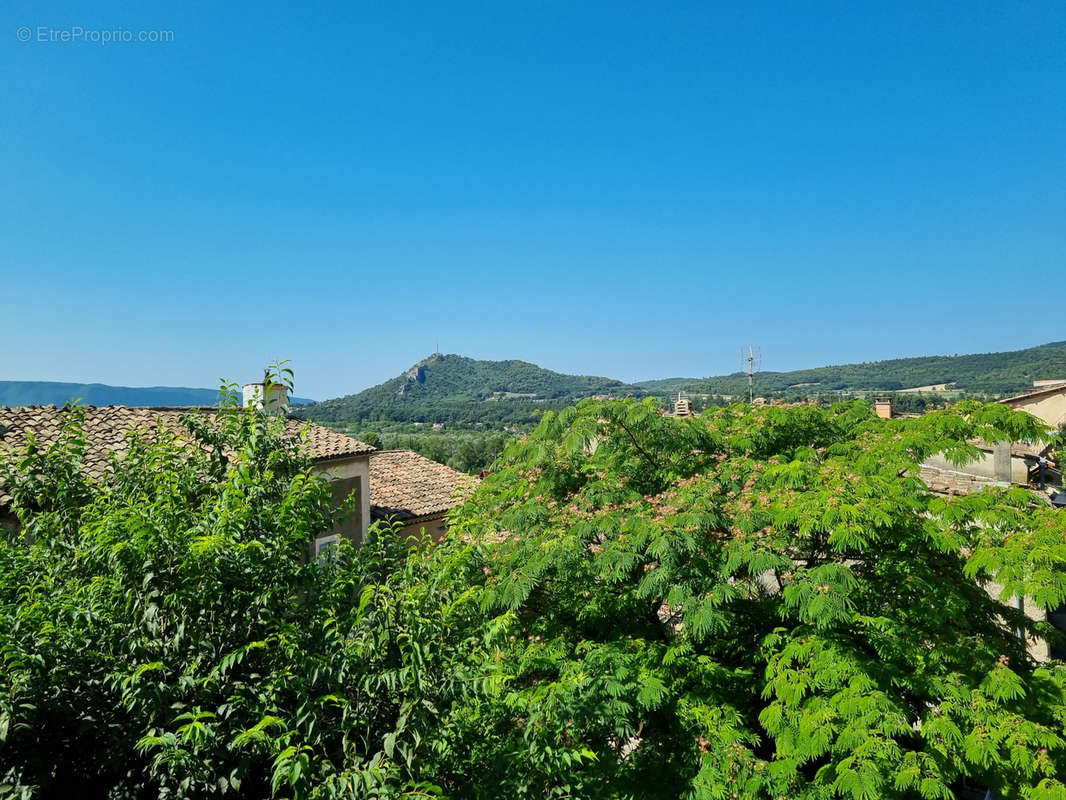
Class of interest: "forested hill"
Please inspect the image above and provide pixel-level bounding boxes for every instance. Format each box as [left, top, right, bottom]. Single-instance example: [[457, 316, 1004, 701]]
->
[[636, 341, 1066, 397], [297, 353, 644, 425], [302, 342, 1066, 428], [0, 381, 314, 408]]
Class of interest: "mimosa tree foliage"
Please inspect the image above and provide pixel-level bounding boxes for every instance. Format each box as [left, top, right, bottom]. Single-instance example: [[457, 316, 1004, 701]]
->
[[444, 398, 1066, 799]]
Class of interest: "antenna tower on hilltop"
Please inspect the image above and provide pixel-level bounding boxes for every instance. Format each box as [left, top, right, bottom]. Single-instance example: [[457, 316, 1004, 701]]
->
[[742, 346, 761, 403]]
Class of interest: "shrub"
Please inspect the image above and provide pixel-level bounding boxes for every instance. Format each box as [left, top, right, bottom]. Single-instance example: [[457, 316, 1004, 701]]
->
[[0, 373, 499, 799]]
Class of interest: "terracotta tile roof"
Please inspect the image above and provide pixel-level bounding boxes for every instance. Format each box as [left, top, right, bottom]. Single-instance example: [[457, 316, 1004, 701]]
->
[[920, 464, 997, 496], [293, 417, 376, 460], [0, 405, 373, 506], [369, 449, 478, 522]]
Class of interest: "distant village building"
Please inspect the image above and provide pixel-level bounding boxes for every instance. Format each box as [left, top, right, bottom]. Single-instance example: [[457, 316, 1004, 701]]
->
[[920, 440, 1057, 496], [912, 379, 1066, 497], [916, 385, 1065, 662], [672, 392, 694, 418]]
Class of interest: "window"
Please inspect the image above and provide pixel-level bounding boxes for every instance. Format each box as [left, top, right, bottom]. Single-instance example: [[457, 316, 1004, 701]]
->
[[314, 534, 339, 562]]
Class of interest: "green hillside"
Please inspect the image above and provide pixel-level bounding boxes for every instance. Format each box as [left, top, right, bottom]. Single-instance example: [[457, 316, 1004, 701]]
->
[[299, 342, 1066, 430], [637, 341, 1066, 398], [298, 353, 644, 426]]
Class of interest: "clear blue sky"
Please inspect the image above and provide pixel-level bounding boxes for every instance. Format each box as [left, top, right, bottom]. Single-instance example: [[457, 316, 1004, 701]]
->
[[2, 1, 1063, 399]]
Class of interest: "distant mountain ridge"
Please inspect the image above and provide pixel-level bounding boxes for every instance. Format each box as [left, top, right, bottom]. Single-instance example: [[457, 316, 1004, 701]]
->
[[300, 342, 1066, 428], [635, 341, 1066, 397], [0, 381, 314, 408], [9, 341, 1060, 421], [299, 353, 643, 426]]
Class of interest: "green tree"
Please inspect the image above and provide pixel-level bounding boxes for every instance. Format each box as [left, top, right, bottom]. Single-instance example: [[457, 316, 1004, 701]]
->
[[443, 397, 1066, 799], [0, 369, 498, 799], [6, 382, 1066, 799]]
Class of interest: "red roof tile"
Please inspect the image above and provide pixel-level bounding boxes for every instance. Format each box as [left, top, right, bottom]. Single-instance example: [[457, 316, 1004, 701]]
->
[[369, 449, 478, 522], [0, 405, 373, 506]]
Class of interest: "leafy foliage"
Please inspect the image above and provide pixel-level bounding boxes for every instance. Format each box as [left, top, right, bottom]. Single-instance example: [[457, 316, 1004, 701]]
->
[[0, 369, 499, 799], [443, 397, 1066, 798], [5, 371, 1066, 798]]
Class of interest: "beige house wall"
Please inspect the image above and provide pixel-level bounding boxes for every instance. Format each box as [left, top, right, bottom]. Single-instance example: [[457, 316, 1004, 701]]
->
[[377, 514, 449, 543], [313, 455, 371, 547], [1005, 392, 1066, 429], [984, 580, 1053, 662], [400, 515, 449, 543]]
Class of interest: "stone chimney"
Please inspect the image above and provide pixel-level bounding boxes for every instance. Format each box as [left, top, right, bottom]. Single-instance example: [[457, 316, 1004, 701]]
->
[[242, 373, 289, 413], [874, 399, 892, 420], [993, 440, 1012, 484]]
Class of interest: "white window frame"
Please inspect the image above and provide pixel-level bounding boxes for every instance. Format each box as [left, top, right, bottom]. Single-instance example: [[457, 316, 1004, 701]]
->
[[314, 534, 340, 561]]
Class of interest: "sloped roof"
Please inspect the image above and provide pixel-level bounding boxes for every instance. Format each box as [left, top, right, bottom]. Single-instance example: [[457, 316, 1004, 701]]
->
[[0, 405, 374, 506], [920, 464, 997, 496], [1000, 383, 1066, 406], [369, 449, 478, 522]]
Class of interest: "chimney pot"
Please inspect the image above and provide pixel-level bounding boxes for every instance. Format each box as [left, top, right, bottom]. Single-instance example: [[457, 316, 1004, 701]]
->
[[242, 381, 289, 413]]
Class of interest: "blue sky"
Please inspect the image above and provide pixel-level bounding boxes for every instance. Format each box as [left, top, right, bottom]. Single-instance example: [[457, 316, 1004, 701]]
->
[[2, 1, 1063, 399]]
